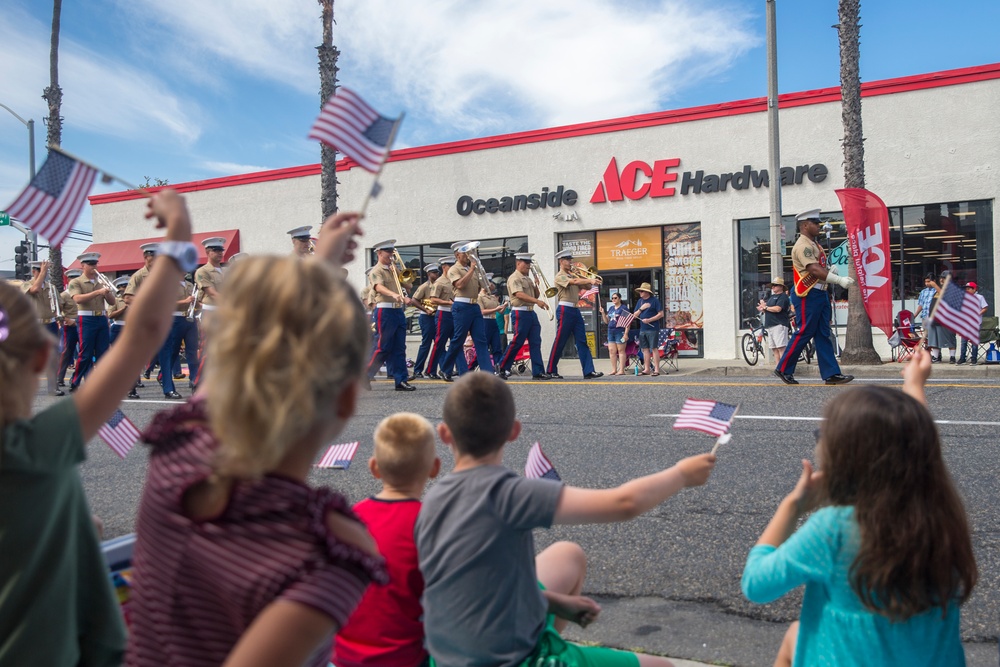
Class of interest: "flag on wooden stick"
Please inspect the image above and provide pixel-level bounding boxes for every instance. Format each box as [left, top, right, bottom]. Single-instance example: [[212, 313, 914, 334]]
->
[[928, 277, 983, 343], [673, 399, 738, 437], [309, 88, 401, 173]]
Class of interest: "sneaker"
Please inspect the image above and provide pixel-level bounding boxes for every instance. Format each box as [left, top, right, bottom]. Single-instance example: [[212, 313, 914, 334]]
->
[[949, 358, 957, 364], [955, 360, 966, 366], [970, 362, 979, 366], [930, 357, 940, 364], [773, 369, 799, 385], [824, 374, 854, 385]]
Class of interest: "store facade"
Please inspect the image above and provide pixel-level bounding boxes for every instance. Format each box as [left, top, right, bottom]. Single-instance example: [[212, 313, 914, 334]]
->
[[89, 63, 999, 360]]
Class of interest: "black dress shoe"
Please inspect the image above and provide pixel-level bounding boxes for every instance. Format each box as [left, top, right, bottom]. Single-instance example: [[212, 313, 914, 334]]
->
[[395, 382, 417, 392], [773, 369, 799, 385], [532, 373, 551, 380], [824, 374, 854, 385], [584, 372, 605, 379], [52, 389, 65, 397], [164, 391, 183, 399], [57, 379, 66, 387], [497, 369, 511, 380], [127, 390, 140, 399], [548, 372, 563, 379], [144, 370, 151, 379], [173, 373, 185, 380], [438, 371, 454, 383], [69, 385, 79, 393], [135, 380, 145, 388]]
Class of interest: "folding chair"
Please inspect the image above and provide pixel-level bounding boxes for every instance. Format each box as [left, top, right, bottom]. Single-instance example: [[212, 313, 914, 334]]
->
[[889, 309, 923, 362], [976, 316, 1000, 364], [658, 328, 679, 373]]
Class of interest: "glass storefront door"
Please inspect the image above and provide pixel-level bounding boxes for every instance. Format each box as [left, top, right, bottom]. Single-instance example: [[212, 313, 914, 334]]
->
[[593, 269, 663, 358]]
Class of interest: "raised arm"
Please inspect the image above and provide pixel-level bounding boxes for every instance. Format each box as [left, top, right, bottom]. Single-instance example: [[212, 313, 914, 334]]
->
[[74, 191, 192, 439]]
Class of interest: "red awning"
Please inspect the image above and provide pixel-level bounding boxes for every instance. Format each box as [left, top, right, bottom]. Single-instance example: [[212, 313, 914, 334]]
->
[[67, 230, 241, 273]]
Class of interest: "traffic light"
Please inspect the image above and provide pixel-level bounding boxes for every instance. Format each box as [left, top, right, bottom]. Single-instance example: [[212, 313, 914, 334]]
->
[[13, 241, 30, 280]]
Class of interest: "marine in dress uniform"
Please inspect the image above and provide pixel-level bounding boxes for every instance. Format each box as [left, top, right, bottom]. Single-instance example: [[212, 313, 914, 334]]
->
[[365, 240, 418, 391], [409, 263, 441, 379], [497, 253, 552, 380], [21, 261, 64, 395], [478, 273, 505, 367], [67, 252, 116, 390], [57, 269, 81, 387], [774, 209, 856, 385], [437, 242, 495, 378], [160, 276, 201, 398], [547, 249, 603, 379], [194, 237, 226, 380], [288, 226, 313, 258], [127, 243, 160, 379], [425, 256, 467, 379], [107, 277, 130, 346]]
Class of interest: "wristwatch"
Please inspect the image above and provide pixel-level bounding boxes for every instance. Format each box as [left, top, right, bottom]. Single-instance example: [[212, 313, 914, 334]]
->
[[158, 241, 199, 273]]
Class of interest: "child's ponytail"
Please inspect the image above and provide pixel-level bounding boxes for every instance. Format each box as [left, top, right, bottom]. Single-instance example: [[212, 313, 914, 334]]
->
[[0, 283, 49, 438]]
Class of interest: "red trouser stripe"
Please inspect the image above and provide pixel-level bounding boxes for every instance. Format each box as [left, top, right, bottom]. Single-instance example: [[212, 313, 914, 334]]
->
[[779, 297, 807, 374], [547, 307, 566, 373], [367, 310, 386, 374], [426, 313, 445, 371]]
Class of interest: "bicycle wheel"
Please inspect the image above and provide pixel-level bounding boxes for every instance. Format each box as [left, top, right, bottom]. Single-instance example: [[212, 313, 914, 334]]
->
[[742, 332, 760, 365]]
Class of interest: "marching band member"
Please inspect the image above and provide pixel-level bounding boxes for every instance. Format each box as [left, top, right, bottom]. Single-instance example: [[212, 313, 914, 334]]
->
[[288, 226, 313, 258], [107, 277, 130, 346], [478, 274, 505, 367], [126, 243, 160, 381], [195, 237, 225, 325], [68, 252, 116, 391], [57, 269, 81, 388], [497, 253, 551, 380], [547, 249, 603, 379], [410, 263, 441, 380], [426, 256, 467, 380], [365, 240, 418, 392], [437, 242, 494, 378], [22, 261, 64, 395]]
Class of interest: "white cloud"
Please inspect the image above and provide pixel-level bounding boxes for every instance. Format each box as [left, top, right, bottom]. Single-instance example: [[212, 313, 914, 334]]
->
[[0, 7, 201, 145], [201, 160, 276, 175]]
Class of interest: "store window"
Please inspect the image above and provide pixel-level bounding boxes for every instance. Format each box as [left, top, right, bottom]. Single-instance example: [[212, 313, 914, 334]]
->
[[737, 199, 994, 331]]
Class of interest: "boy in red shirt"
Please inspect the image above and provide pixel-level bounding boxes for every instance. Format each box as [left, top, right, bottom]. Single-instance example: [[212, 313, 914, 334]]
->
[[334, 413, 440, 667]]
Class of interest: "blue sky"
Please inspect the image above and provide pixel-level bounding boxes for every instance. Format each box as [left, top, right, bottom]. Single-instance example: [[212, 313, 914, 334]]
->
[[2, 0, 998, 268]]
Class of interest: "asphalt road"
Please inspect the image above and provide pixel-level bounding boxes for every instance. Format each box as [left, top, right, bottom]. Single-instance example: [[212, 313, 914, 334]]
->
[[57, 371, 1000, 667]]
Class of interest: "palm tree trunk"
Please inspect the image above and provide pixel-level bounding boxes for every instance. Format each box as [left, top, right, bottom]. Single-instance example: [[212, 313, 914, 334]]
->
[[837, 0, 881, 364], [42, 0, 64, 287], [317, 0, 340, 219]]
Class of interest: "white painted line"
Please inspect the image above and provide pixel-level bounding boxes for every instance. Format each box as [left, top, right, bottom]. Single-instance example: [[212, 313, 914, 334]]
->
[[649, 414, 1000, 427]]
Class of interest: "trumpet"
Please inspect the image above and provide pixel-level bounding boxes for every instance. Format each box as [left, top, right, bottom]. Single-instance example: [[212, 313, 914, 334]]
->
[[95, 270, 118, 294], [48, 282, 63, 319], [391, 251, 417, 286], [185, 281, 200, 321], [528, 264, 555, 320], [420, 298, 438, 314], [454, 241, 491, 289], [571, 263, 603, 284]]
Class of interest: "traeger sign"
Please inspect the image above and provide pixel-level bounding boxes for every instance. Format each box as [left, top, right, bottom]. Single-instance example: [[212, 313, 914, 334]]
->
[[455, 156, 827, 215]]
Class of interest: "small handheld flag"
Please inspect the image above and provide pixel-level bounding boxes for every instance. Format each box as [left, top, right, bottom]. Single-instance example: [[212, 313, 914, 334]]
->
[[315, 441, 360, 470], [98, 409, 141, 459], [673, 399, 738, 438], [615, 311, 636, 329], [5, 150, 98, 247], [525, 442, 561, 481], [309, 88, 400, 173], [580, 286, 599, 300], [928, 277, 983, 343]]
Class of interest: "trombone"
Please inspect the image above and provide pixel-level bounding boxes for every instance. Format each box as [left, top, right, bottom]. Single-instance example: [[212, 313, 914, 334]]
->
[[528, 264, 556, 320], [571, 263, 603, 284], [454, 241, 491, 289], [391, 251, 417, 286]]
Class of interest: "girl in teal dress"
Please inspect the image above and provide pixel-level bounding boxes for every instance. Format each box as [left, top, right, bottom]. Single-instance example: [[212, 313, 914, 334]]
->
[[742, 348, 977, 667]]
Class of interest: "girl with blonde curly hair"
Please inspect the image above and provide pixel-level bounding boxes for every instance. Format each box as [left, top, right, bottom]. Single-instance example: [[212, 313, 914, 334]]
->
[[126, 211, 388, 667]]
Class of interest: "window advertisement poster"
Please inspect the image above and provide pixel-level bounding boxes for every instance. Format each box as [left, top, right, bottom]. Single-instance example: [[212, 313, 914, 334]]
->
[[596, 227, 663, 270], [663, 223, 704, 356], [558, 232, 595, 269]]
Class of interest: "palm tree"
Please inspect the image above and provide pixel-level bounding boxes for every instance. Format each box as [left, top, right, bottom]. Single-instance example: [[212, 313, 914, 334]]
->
[[837, 0, 880, 364], [317, 0, 340, 219], [42, 0, 64, 288]]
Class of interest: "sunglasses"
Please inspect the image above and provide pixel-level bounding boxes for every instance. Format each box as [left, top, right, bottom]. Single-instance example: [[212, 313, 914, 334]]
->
[[82, 261, 98, 266]]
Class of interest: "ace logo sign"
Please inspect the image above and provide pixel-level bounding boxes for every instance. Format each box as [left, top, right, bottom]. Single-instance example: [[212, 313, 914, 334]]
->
[[836, 188, 894, 338]]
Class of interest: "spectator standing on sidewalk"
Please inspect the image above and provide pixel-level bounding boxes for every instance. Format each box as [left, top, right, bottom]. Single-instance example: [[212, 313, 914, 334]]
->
[[758, 277, 791, 363], [956, 281, 988, 365]]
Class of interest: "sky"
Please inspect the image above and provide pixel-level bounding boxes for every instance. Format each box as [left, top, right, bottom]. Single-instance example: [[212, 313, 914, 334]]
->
[[2, 0, 998, 269]]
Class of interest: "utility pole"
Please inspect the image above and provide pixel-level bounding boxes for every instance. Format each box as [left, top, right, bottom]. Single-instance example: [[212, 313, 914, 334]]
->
[[0, 103, 37, 259], [765, 0, 784, 279]]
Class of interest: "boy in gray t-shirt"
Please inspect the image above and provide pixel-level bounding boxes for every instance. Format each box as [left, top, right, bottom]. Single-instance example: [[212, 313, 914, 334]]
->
[[415, 373, 716, 667]]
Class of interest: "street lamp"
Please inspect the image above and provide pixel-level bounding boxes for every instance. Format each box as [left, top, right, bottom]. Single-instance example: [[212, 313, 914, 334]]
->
[[0, 102, 37, 260]]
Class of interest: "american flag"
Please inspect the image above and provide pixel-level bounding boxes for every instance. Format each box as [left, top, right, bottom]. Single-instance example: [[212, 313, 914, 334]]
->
[[309, 88, 398, 173], [673, 399, 739, 437], [315, 441, 360, 470], [6, 150, 98, 247], [98, 409, 141, 459], [525, 442, 561, 481], [580, 286, 599, 300], [615, 310, 637, 329], [930, 280, 983, 343]]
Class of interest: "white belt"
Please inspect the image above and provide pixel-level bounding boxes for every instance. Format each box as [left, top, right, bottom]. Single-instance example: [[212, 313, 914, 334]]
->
[[437, 306, 452, 312], [111, 321, 125, 327], [77, 311, 105, 317], [453, 297, 473, 303], [201, 304, 217, 311], [558, 301, 576, 307], [173, 311, 186, 316], [512, 306, 533, 311], [375, 302, 402, 309]]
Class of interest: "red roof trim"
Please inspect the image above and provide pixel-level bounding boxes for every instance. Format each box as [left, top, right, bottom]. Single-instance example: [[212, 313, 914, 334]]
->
[[66, 230, 241, 273], [89, 63, 1000, 205]]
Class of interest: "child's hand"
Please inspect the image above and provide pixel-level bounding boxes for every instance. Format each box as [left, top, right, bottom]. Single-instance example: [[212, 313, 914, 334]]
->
[[786, 459, 824, 516], [676, 453, 716, 487], [902, 346, 932, 386], [316, 211, 363, 267], [144, 189, 192, 240], [551, 594, 601, 628]]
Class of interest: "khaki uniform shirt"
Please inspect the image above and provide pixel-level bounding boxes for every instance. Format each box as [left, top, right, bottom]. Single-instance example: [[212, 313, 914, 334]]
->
[[554, 269, 581, 304], [368, 263, 400, 305], [59, 291, 78, 323], [448, 263, 487, 300], [67, 276, 109, 315], [109, 297, 128, 323], [20, 281, 55, 322], [507, 271, 539, 308], [431, 273, 455, 303], [124, 266, 150, 298], [175, 281, 195, 315], [412, 280, 432, 303], [195, 264, 225, 307], [478, 292, 500, 315], [790, 235, 828, 297]]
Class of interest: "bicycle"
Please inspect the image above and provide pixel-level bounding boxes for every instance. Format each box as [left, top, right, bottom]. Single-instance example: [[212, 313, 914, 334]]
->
[[741, 316, 767, 366]]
